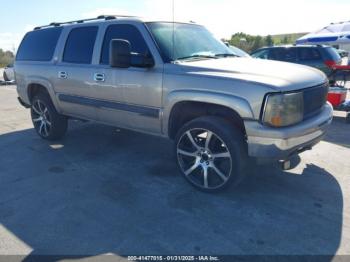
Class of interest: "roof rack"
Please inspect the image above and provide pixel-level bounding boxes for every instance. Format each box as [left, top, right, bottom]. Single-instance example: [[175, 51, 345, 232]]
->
[[34, 15, 137, 30]]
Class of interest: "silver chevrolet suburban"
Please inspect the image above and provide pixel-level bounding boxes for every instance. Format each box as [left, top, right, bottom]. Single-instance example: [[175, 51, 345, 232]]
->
[[15, 15, 333, 192]]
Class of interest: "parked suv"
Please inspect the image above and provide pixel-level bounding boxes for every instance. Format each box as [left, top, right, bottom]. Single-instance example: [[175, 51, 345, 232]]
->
[[251, 45, 342, 76], [3, 63, 15, 82], [15, 16, 333, 192]]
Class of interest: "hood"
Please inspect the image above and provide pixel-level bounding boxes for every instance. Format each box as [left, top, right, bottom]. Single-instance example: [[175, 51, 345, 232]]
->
[[176, 58, 327, 91]]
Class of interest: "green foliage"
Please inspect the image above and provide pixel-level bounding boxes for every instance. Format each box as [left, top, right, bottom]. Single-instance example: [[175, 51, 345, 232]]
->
[[271, 33, 307, 45], [228, 32, 307, 53], [228, 32, 275, 53], [0, 49, 14, 67], [266, 35, 273, 46]]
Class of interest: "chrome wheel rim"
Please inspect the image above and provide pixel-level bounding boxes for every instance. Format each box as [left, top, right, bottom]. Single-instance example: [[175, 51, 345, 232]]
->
[[32, 100, 52, 137], [177, 128, 232, 190]]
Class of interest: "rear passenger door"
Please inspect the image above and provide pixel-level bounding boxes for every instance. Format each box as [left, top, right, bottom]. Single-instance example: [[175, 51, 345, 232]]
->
[[54, 26, 99, 120]]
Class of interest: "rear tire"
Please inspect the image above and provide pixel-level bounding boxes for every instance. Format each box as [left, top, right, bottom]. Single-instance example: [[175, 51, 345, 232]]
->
[[175, 116, 248, 192], [3, 72, 9, 81], [31, 93, 68, 140]]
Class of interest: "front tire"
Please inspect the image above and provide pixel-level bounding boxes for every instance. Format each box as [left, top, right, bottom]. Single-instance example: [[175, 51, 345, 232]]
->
[[31, 93, 68, 140], [175, 116, 247, 192]]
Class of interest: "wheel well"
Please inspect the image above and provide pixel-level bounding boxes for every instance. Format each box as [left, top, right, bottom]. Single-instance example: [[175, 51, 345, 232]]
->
[[27, 83, 49, 102], [168, 101, 246, 139]]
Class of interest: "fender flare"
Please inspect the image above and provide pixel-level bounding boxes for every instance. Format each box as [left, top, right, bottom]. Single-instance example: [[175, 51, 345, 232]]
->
[[26, 77, 61, 112], [163, 90, 255, 136]]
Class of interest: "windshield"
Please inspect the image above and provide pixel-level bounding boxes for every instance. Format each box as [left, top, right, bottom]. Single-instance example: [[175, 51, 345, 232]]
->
[[146, 22, 235, 62]]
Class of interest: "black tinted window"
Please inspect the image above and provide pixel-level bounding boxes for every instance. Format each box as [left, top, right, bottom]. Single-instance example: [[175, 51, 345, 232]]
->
[[298, 48, 321, 61], [63, 26, 98, 64], [16, 28, 62, 61], [269, 48, 297, 62], [101, 24, 149, 64]]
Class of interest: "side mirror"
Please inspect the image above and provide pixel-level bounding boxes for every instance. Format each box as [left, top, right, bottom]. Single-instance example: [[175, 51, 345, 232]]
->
[[139, 52, 155, 68], [110, 39, 131, 68]]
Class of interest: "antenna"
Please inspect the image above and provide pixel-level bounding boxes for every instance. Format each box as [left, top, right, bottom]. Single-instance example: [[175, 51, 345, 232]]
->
[[172, 0, 175, 62]]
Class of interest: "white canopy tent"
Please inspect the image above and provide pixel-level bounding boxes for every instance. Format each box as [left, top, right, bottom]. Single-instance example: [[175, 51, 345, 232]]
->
[[297, 21, 350, 51]]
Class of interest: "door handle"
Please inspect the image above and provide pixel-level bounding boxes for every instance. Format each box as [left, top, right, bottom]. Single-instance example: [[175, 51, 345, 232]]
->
[[94, 73, 105, 82], [58, 71, 67, 79]]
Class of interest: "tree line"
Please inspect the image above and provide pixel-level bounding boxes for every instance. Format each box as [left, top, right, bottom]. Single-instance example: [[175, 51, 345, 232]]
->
[[227, 32, 300, 53], [0, 49, 15, 67]]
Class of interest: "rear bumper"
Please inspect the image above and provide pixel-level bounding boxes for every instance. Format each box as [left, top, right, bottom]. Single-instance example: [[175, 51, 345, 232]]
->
[[244, 103, 333, 159]]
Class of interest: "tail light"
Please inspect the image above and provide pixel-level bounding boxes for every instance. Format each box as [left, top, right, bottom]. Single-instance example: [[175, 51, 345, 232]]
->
[[324, 60, 337, 69]]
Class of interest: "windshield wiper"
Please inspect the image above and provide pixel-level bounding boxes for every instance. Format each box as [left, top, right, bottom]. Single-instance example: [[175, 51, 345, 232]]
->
[[176, 54, 218, 61], [214, 53, 239, 58]]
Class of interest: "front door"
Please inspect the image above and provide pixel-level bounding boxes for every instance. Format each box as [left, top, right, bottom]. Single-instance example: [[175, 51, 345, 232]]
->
[[94, 23, 163, 134]]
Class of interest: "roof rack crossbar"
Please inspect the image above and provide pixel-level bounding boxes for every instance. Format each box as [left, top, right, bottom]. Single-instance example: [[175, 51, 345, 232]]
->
[[33, 15, 137, 30]]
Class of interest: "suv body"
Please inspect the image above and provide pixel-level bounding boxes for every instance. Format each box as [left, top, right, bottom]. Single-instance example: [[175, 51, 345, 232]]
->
[[15, 16, 333, 191], [251, 45, 342, 76]]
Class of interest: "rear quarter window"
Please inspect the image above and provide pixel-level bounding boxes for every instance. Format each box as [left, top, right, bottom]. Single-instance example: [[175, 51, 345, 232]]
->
[[16, 28, 62, 61]]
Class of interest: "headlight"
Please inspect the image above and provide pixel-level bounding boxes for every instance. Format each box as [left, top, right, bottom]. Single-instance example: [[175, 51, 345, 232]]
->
[[263, 92, 304, 127]]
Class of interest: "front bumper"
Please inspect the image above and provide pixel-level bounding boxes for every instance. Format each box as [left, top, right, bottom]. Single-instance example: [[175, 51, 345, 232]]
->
[[244, 103, 333, 159]]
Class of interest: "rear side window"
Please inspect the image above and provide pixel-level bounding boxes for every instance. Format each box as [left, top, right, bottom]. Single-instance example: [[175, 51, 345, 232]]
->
[[323, 47, 342, 62], [63, 26, 98, 64], [298, 48, 322, 61], [16, 28, 62, 61], [269, 48, 297, 62], [100, 24, 149, 64]]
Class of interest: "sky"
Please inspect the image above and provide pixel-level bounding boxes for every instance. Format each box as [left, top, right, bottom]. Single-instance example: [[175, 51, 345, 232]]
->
[[0, 0, 350, 52]]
